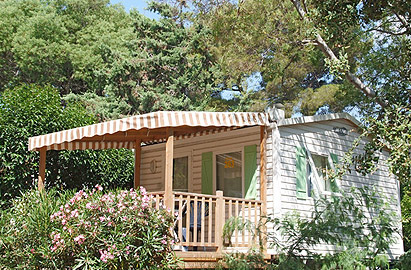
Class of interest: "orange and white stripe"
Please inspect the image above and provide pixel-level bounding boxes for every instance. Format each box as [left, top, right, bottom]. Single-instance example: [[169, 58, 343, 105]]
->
[[28, 111, 269, 151]]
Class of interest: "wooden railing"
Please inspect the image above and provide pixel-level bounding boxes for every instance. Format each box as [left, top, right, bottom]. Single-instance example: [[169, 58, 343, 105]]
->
[[223, 195, 263, 248], [149, 191, 263, 251], [148, 191, 165, 210]]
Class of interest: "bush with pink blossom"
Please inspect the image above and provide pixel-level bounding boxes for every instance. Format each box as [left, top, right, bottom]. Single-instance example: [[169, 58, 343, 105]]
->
[[48, 186, 176, 269], [0, 186, 177, 269]]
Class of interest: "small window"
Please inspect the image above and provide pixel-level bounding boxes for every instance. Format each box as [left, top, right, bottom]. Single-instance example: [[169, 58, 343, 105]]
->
[[216, 151, 242, 198], [309, 154, 332, 192], [173, 156, 188, 192]]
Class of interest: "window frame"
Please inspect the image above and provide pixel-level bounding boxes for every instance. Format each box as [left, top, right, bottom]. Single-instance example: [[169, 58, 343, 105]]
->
[[305, 149, 342, 197], [213, 147, 245, 198]]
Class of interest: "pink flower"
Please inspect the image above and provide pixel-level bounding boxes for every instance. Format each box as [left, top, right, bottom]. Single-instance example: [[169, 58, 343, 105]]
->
[[70, 209, 79, 218], [74, 235, 86, 245], [99, 250, 114, 262], [86, 202, 93, 209], [99, 216, 106, 222], [61, 219, 67, 225], [161, 239, 167, 245], [95, 184, 103, 191], [30, 248, 35, 254]]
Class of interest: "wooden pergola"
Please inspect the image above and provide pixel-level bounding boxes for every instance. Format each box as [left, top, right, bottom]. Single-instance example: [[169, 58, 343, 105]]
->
[[29, 111, 270, 213]]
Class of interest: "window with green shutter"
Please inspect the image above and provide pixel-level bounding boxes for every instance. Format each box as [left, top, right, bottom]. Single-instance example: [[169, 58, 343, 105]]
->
[[204, 144, 258, 198], [299, 148, 341, 197]]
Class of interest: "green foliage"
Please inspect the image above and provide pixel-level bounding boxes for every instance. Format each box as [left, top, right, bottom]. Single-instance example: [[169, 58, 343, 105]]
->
[[96, 1, 221, 113], [222, 216, 260, 248], [0, 0, 134, 94], [320, 248, 390, 270], [188, 0, 325, 114], [63, 92, 132, 121], [353, 106, 411, 183], [297, 84, 342, 115], [0, 187, 177, 269], [0, 188, 74, 269], [395, 250, 411, 270], [0, 84, 134, 205], [271, 187, 398, 262], [219, 249, 273, 270], [352, 105, 411, 251], [402, 189, 411, 251], [0, 0, 222, 114], [220, 187, 398, 269]]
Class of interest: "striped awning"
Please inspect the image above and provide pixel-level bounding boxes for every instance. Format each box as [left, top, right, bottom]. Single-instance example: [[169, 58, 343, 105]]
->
[[28, 111, 269, 151]]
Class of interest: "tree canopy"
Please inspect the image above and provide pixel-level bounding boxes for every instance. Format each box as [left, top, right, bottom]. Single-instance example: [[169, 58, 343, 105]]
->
[[0, 0, 223, 116]]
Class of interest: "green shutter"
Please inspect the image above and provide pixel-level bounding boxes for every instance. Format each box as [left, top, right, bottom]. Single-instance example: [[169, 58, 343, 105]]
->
[[296, 146, 307, 199], [244, 145, 257, 199], [329, 153, 339, 192], [201, 152, 213, 195]]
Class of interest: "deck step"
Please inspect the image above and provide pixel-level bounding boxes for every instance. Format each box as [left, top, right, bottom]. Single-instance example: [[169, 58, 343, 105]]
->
[[175, 251, 222, 269]]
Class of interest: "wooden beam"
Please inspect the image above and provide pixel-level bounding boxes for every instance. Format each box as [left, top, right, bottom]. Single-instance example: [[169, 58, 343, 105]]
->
[[260, 126, 267, 253], [38, 148, 46, 192], [164, 128, 174, 210], [134, 139, 141, 188]]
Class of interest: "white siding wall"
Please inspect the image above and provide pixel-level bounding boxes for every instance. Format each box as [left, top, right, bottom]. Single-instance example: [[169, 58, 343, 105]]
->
[[275, 119, 403, 258]]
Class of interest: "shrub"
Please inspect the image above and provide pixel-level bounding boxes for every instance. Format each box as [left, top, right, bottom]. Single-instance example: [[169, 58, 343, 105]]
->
[[0, 187, 177, 269], [0, 188, 72, 269], [220, 187, 398, 269], [269, 187, 398, 269], [0, 84, 134, 206]]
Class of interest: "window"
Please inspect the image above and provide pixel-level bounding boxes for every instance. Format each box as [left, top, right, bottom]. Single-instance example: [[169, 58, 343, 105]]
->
[[201, 145, 257, 198], [310, 154, 332, 192], [173, 156, 188, 192], [296, 146, 340, 199], [216, 151, 242, 198]]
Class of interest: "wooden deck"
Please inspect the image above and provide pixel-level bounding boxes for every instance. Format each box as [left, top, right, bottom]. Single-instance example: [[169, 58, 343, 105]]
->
[[149, 191, 265, 267]]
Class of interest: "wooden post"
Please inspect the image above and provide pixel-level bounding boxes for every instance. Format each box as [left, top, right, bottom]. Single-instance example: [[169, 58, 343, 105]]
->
[[134, 139, 141, 189], [164, 128, 174, 210], [38, 148, 46, 192], [260, 126, 267, 253], [216, 190, 225, 253]]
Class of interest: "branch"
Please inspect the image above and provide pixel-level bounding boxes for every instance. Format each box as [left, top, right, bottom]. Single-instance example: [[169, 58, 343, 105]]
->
[[290, 0, 307, 20], [394, 12, 411, 33], [368, 28, 408, 36], [301, 39, 318, 46], [290, 0, 387, 108]]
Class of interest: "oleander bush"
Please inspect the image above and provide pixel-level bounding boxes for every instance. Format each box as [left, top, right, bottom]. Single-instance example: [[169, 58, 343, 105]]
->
[[0, 186, 177, 269]]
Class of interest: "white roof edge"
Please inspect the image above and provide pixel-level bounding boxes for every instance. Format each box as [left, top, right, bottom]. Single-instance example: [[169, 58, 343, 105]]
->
[[277, 112, 361, 128]]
